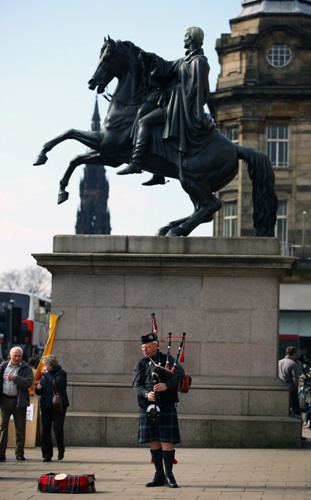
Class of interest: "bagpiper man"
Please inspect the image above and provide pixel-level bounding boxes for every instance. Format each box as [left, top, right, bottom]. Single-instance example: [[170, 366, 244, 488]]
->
[[132, 333, 185, 488]]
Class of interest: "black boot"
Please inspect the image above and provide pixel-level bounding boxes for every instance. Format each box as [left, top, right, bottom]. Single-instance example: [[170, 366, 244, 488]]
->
[[145, 448, 165, 487], [163, 449, 178, 488], [117, 160, 142, 175], [117, 134, 148, 175]]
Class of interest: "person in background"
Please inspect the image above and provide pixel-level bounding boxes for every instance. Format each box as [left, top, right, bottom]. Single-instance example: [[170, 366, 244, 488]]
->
[[133, 333, 185, 488], [28, 357, 38, 376], [35, 355, 69, 462], [0, 346, 34, 461], [278, 346, 301, 416]]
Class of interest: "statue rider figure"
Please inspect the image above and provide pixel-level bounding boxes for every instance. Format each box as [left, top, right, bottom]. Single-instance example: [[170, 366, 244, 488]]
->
[[118, 27, 215, 185]]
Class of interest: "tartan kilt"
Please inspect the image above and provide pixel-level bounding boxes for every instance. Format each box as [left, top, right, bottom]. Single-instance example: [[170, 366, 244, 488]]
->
[[138, 403, 180, 444]]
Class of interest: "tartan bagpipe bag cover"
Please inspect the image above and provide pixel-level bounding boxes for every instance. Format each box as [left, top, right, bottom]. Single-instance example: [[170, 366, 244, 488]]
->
[[38, 473, 96, 493]]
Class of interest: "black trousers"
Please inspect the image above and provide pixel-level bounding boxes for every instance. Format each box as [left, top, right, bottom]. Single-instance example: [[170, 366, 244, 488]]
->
[[290, 389, 301, 416], [40, 407, 67, 459]]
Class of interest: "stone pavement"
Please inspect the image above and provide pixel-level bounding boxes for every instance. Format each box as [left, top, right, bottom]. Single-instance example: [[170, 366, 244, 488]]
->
[[1, 429, 311, 500]]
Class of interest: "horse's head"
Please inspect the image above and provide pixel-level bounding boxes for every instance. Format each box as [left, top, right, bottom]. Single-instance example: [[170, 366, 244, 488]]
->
[[88, 36, 119, 93], [88, 37, 149, 105]]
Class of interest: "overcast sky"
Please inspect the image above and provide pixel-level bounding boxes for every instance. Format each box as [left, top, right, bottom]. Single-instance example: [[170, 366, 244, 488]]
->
[[0, 0, 241, 274]]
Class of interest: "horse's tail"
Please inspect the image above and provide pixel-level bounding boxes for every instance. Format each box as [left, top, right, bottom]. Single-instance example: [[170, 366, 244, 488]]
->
[[236, 145, 278, 236]]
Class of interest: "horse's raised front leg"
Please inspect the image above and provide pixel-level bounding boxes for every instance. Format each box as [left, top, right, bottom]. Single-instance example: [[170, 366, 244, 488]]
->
[[58, 152, 104, 204], [33, 129, 103, 166]]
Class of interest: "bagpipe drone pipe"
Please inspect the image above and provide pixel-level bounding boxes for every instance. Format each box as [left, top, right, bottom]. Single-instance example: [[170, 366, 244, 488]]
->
[[149, 315, 192, 394]]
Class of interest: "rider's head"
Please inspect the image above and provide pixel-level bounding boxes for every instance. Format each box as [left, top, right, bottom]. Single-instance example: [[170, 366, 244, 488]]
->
[[184, 27, 204, 49]]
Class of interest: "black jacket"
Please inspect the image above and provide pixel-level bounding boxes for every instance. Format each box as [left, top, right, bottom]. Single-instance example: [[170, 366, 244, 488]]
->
[[133, 352, 185, 409], [35, 365, 69, 410], [0, 361, 33, 408]]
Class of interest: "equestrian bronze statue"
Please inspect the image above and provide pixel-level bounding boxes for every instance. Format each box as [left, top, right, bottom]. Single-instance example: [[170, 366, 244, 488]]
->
[[33, 29, 277, 237]]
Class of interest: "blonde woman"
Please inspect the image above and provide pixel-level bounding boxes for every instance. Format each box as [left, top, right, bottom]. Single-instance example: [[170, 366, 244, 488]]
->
[[35, 355, 69, 462]]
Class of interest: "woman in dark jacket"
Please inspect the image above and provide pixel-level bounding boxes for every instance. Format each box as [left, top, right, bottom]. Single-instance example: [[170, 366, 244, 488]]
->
[[35, 355, 69, 462]]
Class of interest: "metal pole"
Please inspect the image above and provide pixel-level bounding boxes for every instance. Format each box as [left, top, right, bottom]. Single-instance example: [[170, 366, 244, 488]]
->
[[302, 211, 306, 258], [7, 299, 14, 355]]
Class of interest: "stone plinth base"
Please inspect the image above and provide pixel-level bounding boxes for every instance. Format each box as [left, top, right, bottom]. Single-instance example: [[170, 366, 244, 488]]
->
[[63, 412, 300, 449], [34, 236, 300, 448]]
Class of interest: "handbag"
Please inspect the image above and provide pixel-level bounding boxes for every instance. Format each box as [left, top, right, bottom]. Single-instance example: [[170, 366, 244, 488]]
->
[[38, 473, 96, 493], [52, 381, 63, 414]]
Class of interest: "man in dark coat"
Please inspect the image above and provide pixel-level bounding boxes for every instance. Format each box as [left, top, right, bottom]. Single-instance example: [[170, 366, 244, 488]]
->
[[0, 346, 34, 461], [118, 26, 215, 183], [133, 333, 185, 488]]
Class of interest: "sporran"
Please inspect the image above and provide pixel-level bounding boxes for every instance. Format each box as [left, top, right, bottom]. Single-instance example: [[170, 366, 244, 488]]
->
[[146, 404, 161, 425]]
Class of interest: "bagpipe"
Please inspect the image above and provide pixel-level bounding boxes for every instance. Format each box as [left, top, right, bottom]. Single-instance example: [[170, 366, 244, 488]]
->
[[149, 313, 192, 394]]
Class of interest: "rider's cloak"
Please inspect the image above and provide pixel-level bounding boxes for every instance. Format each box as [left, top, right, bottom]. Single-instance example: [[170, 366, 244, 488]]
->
[[148, 48, 215, 154]]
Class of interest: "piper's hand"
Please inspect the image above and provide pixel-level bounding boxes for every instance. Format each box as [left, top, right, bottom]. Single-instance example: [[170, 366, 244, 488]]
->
[[147, 391, 156, 401], [154, 383, 167, 392]]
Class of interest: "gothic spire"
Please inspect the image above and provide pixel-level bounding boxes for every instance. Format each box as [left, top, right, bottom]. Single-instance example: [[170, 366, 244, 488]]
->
[[91, 95, 101, 132]]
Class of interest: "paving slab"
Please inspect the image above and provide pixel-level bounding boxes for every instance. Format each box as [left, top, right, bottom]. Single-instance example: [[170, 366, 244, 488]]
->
[[0, 430, 310, 500]]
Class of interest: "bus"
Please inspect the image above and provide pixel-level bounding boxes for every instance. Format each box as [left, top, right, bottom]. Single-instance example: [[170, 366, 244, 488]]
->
[[0, 290, 51, 360]]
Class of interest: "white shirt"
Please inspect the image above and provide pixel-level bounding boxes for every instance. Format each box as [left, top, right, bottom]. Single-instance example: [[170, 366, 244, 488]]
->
[[3, 362, 20, 396]]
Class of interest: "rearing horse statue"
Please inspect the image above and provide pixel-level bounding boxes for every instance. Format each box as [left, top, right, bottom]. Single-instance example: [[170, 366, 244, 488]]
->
[[33, 37, 278, 237]]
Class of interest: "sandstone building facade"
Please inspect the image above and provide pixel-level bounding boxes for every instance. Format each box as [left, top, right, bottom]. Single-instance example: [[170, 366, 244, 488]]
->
[[211, 0, 311, 355]]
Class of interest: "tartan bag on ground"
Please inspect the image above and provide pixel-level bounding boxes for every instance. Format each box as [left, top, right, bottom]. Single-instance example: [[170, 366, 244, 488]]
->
[[38, 473, 96, 493]]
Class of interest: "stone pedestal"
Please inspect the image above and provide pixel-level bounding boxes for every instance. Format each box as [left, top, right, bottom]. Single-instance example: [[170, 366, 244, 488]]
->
[[33, 235, 300, 448]]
